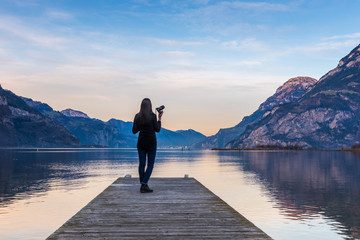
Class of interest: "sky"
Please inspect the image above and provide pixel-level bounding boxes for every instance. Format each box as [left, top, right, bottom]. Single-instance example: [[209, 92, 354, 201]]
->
[[1, 0, 360, 136]]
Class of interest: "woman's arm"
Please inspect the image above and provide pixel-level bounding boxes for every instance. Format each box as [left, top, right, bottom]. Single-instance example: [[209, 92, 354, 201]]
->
[[132, 114, 139, 134], [153, 113, 161, 132]]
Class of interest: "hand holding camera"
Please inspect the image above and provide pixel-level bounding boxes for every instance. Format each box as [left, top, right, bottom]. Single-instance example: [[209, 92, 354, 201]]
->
[[156, 105, 165, 121]]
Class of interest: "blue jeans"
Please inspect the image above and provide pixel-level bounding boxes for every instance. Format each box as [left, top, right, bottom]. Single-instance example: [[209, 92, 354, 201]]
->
[[137, 146, 156, 184]]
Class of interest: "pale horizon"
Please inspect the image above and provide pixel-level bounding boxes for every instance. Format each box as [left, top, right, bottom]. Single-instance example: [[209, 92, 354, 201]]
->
[[1, 0, 360, 135]]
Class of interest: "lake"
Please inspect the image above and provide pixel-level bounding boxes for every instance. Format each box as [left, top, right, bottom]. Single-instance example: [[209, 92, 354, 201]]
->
[[0, 149, 359, 239]]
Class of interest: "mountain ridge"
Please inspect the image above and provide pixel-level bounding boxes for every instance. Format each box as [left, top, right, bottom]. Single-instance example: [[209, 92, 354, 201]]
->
[[228, 44, 360, 149], [61, 109, 90, 118], [0, 85, 80, 147], [192, 76, 317, 149], [18, 95, 205, 148]]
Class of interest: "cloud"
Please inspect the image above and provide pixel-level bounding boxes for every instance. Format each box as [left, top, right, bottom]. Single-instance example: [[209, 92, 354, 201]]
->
[[67, 94, 111, 101], [168, 1, 298, 37], [132, 0, 151, 5], [165, 51, 195, 57], [297, 39, 360, 52], [193, 0, 210, 5], [323, 32, 360, 40], [178, 1, 294, 22], [146, 37, 206, 46], [0, 16, 70, 47], [8, 0, 40, 7], [222, 38, 269, 51], [222, 1, 293, 11], [45, 9, 74, 20], [288, 33, 360, 53], [234, 60, 262, 66], [184, 1, 294, 18]]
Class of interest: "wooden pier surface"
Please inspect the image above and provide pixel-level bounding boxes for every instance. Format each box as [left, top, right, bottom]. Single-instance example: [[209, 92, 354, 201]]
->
[[47, 177, 271, 239]]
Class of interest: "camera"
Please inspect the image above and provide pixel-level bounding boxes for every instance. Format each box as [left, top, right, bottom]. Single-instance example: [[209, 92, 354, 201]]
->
[[156, 105, 165, 113]]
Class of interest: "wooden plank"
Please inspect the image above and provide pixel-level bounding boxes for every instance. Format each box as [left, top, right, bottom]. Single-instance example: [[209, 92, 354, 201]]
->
[[47, 177, 271, 239]]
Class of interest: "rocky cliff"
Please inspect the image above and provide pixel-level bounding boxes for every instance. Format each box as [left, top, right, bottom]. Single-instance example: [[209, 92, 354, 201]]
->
[[0, 85, 80, 147], [193, 76, 317, 148], [61, 109, 90, 118], [228, 44, 360, 149]]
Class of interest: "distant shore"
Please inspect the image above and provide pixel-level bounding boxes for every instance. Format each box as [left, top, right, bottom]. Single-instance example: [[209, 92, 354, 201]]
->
[[211, 145, 305, 151], [211, 148, 304, 151], [339, 148, 360, 152], [212, 147, 360, 152]]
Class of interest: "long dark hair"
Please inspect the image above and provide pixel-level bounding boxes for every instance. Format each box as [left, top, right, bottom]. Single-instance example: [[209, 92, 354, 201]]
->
[[139, 98, 153, 123]]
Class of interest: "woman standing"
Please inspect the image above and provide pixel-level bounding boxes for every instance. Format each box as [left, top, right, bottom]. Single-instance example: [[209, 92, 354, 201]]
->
[[132, 98, 163, 193]]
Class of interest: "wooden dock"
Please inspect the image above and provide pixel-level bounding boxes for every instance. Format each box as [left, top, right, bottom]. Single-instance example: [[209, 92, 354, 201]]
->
[[47, 177, 271, 239]]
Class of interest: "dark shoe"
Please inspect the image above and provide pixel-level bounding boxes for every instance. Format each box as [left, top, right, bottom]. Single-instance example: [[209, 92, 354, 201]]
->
[[140, 184, 153, 193]]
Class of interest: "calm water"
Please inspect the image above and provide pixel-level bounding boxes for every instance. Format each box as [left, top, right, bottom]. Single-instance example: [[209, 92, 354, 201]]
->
[[0, 149, 359, 240]]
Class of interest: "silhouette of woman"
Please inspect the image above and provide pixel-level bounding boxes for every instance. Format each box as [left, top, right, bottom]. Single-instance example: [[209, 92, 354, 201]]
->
[[132, 98, 163, 193]]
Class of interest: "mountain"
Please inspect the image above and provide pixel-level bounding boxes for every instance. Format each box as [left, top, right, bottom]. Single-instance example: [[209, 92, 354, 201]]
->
[[21, 98, 205, 148], [106, 118, 206, 147], [228, 44, 360, 149], [21, 99, 133, 147], [157, 129, 206, 147], [176, 129, 206, 140], [61, 109, 90, 118], [193, 76, 317, 148], [106, 118, 133, 135], [0, 85, 80, 147]]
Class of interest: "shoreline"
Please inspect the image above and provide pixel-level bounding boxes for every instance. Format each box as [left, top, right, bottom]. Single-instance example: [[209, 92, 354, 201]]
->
[[211, 147, 360, 152], [211, 147, 306, 151]]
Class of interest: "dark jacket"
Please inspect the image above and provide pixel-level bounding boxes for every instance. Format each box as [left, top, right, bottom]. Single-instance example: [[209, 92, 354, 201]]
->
[[132, 113, 161, 149]]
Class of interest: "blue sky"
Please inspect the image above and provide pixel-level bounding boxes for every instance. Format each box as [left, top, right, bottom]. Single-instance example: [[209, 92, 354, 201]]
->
[[1, 0, 360, 135]]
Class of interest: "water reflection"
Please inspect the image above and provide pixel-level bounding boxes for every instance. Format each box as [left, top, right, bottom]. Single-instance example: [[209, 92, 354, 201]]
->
[[0, 149, 203, 208], [223, 151, 360, 239], [0, 149, 139, 207], [1, 149, 360, 239]]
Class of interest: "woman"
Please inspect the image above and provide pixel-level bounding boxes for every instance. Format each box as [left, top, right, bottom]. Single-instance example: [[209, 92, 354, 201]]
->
[[132, 98, 163, 193]]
